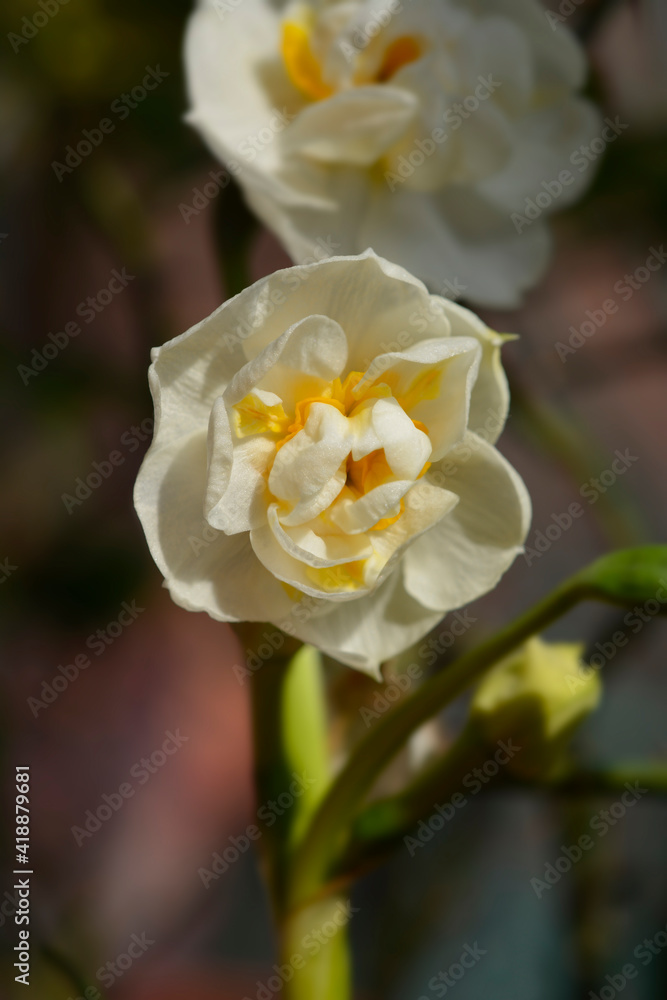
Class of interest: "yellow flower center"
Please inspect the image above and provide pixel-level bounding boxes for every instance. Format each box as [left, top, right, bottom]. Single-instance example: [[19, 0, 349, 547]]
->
[[376, 36, 422, 82], [281, 20, 334, 101], [281, 13, 422, 102], [232, 367, 434, 595]]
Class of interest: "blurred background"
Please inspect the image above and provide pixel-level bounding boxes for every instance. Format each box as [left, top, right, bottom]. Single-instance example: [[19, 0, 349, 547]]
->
[[1, 0, 666, 997]]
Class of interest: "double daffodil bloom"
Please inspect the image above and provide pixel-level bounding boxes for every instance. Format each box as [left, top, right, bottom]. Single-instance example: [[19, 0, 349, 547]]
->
[[134, 252, 530, 673], [185, 0, 599, 306]]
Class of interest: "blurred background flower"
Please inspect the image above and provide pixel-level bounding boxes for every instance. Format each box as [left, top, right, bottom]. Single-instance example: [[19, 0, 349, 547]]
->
[[1, 0, 666, 998], [185, 0, 600, 307]]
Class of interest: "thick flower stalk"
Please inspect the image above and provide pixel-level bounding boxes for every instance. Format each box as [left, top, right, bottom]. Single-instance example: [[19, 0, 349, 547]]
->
[[185, 0, 599, 306], [134, 251, 530, 673]]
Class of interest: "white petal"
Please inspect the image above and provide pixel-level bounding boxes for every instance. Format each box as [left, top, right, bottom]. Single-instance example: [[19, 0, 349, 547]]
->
[[360, 185, 551, 308], [459, 15, 534, 117], [403, 432, 531, 612], [205, 395, 233, 513], [148, 302, 247, 449], [134, 429, 295, 623], [286, 569, 444, 677], [225, 313, 349, 410], [278, 464, 348, 527], [250, 519, 372, 602], [369, 478, 459, 588], [347, 398, 384, 460], [145, 262, 347, 451], [185, 0, 298, 174], [480, 98, 602, 212], [216, 251, 435, 379], [279, 314, 350, 378], [475, 0, 588, 91], [447, 100, 514, 185], [268, 503, 373, 567], [329, 480, 414, 534], [370, 397, 432, 478], [357, 336, 481, 461], [440, 300, 509, 444], [282, 85, 418, 165], [205, 396, 274, 534], [268, 402, 350, 507]]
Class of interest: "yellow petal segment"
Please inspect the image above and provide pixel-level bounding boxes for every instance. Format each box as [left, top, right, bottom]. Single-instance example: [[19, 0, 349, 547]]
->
[[347, 449, 394, 496], [307, 559, 367, 593], [233, 393, 290, 438], [383, 366, 442, 413], [282, 21, 334, 101], [377, 36, 422, 82]]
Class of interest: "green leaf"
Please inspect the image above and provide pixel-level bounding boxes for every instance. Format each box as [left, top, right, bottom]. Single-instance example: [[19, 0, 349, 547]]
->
[[576, 546, 667, 608], [282, 645, 331, 848]]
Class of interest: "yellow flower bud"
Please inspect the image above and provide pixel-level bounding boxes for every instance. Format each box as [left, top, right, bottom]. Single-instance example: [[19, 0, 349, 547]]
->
[[469, 636, 601, 778]]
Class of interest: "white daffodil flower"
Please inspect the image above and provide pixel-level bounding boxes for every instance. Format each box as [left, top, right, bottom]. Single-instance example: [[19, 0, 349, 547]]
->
[[134, 252, 531, 674], [185, 0, 600, 307]]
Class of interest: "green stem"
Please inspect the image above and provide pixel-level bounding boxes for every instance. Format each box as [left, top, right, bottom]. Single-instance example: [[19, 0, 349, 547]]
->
[[287, 573, 589, 909], [247, 637, 354, 993], [338, 756, 667, 882], [215, 181, 258, 299], [280, 894, 353, 1000], [339, 724, 488, 876], [249, 648, 294, 913], [528, 762, 667, 796]]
